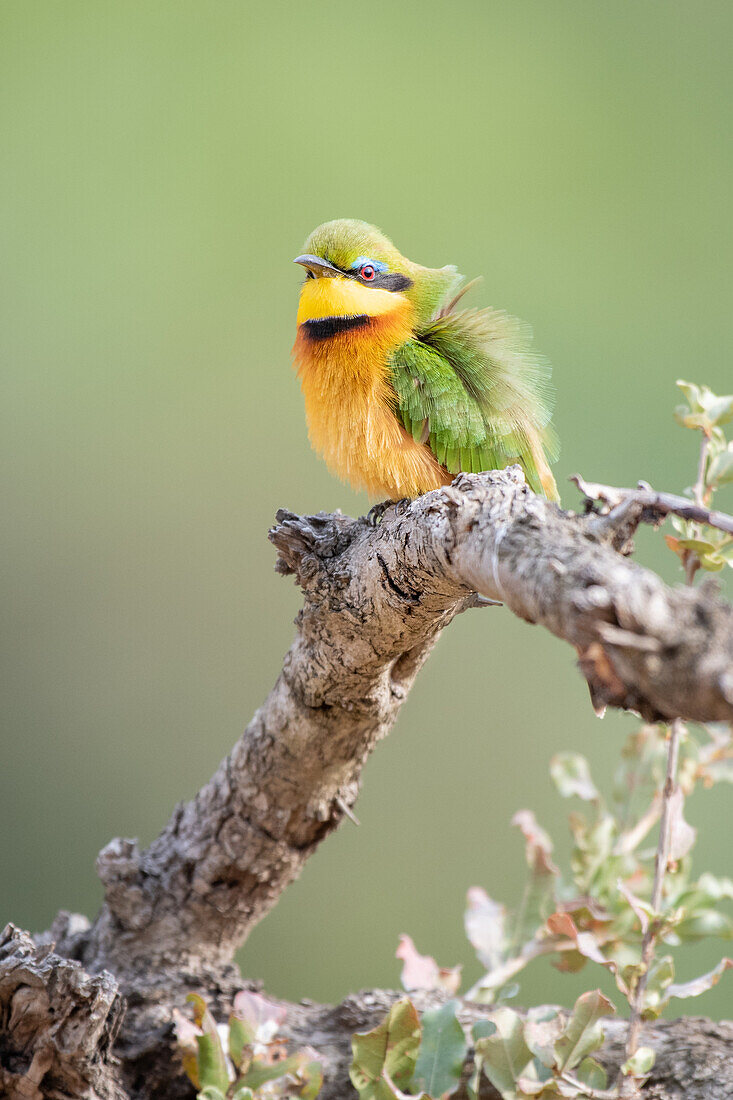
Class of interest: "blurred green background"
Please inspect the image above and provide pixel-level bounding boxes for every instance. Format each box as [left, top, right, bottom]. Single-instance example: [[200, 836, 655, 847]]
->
[[2, 1, 731, 1019]]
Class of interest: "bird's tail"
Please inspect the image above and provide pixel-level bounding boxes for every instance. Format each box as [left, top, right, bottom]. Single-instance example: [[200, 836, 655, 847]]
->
[[526, 426, 560, 502]]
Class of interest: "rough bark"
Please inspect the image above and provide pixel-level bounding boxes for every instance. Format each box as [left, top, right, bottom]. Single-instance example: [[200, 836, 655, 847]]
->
[[82, 469, 733, 982], [2, 929, 731, 1099], [0, 925, 125, 1100], [2, 468, 732, 1099]]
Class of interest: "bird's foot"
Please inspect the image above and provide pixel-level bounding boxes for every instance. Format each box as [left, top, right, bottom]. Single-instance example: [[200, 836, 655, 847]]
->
[[365, 498, 410, 527]]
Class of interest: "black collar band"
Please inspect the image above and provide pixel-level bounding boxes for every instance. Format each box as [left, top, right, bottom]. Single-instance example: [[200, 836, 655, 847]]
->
[[301, 314, 372, 340]]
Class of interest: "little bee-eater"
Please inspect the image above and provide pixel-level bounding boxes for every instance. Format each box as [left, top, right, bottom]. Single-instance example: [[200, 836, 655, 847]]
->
[[292, 219, 559, 502]]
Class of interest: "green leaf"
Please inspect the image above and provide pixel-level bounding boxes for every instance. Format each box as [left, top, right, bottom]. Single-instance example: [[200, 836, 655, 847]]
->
[[186, 995, 230, 1095], [175, 1011, 203, 1088], [466, 1021, 496, 1100], [195, 1034, 230, 1094], [697, 873, 733, 900], [621, 1046, 656, 1077], [574, 1056, 608, 1089], [706, 394, 733, 426], [553, 991, 614, 1072], [197, 1089, 228, 1100], [349, 999, 421, 1100], [550, 753, 599, 802], [642, 955, 675, 1019], [667, 957, 733, 999], [187, 993, 216, 1032], [708, 446, 733, 486], [514, 1075, 553, 1096], [675, 381, 733, 427], [670, 872, 733, 917], [700, 554, 726, 572], [230, 1088, 255, 1100], [240, 1054, 301, 1091], [676, 379, 702, 410], [567, 812, 618, 897], [228, 1014, 253, 1070], [675, 409, 710, 431], [523, 1007, 563, 1068], [411, 1000, 467, 1099], [673, 538, 717, 554], [675, 908, 733, 940], [473, 1008, 534, 1098], [299, 1059, 324, 1100]]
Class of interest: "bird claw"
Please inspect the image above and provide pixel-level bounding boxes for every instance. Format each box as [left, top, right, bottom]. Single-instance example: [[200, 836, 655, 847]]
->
[[365, 498, 410, 527]]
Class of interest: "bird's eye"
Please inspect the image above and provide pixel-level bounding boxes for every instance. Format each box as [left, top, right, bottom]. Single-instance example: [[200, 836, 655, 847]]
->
[[360, 264, 376, 281]]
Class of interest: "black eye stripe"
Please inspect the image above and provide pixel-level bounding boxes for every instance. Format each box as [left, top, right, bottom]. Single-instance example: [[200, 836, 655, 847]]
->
[[316, 258, 413, 292], [370, 272, 413, 292]]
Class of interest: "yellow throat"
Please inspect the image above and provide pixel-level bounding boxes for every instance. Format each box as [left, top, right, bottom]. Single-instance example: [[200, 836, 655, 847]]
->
[[293, 275, 450, 500]]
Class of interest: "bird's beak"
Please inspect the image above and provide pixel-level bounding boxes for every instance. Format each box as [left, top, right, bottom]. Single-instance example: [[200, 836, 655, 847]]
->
[[293, 254, 341, 278]]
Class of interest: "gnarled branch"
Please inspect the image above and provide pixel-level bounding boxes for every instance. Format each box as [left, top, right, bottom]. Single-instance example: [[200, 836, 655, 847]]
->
[[3, 467, 732, 1098], [73, 468, 733, 987]]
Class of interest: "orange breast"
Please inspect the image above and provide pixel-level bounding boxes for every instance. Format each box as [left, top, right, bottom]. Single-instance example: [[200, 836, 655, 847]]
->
[[292, 295, 449, 501]]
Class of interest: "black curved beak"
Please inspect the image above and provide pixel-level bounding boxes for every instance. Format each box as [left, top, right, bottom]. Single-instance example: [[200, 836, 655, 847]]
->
[[293, 254, 341, 278]]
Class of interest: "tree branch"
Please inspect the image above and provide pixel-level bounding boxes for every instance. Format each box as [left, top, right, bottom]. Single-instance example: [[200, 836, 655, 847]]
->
[[3, 467, 732, 1098], [64, 468, 733, 987], [571, 473, 733, 537]]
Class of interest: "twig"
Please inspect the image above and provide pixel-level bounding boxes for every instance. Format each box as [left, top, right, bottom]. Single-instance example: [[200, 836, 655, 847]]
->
[[619, 719, 683, 1096], [693, 433, 710, 508], [336, 796, 361, 826], [615, 429, 720, 1095], [571, 474, 733, 536], [683, 434, 712, 584], [616, 431, 710, 1089]]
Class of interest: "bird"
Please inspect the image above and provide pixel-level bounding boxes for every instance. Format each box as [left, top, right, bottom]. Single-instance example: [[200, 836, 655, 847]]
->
[[292, 219, 559, 503]]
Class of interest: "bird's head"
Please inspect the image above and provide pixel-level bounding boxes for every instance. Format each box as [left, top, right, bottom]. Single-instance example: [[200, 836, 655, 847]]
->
[[294, 219, 462, 337]]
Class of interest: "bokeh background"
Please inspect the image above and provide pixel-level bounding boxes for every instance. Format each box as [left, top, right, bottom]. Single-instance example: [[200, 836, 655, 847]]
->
[[2, 1, 732, 1019]]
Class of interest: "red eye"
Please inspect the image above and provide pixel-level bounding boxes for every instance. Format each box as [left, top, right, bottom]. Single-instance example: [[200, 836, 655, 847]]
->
[[360, 264, 376, 281]]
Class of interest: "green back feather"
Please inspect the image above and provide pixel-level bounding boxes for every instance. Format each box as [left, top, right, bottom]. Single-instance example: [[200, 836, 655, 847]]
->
[[390, 302, 559, 498]]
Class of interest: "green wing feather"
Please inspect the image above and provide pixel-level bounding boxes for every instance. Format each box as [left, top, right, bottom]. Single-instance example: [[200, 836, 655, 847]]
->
[[389, 303, 559, 500]]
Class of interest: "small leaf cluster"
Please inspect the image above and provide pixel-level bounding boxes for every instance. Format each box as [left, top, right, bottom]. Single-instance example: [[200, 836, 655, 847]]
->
[[470, 992, 621, 1099], [667, 379, 733, 572], [463, 730, 733, 1021], [176, 991, 322, 1100], [673, 380, 733, 438], [350, 998, 467, 1100], [349, 992, 633, 1100], [391, 718, 732, 1095], [381, 727, 731, 1098]]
